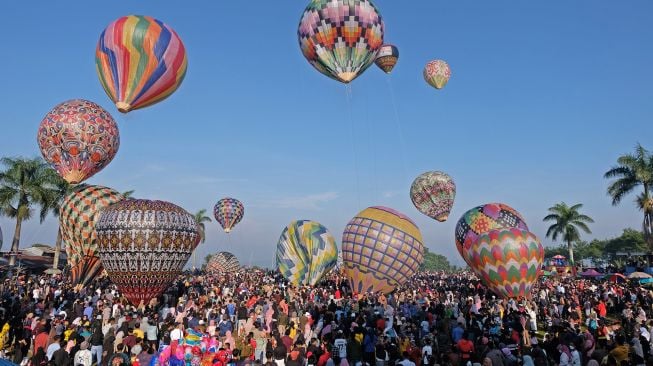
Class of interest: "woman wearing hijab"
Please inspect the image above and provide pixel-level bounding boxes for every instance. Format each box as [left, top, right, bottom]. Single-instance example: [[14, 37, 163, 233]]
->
[[224, 330, 235, 351]]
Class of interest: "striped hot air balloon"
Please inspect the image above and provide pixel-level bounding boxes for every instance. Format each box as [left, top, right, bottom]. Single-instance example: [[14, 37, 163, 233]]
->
[[96, 15, 188, 113], [342, 206, 424, 294], [60, 185, 124, 286], [298, 0, 384, 84], [276, 220, 338, 286], [465, 228, 544, 299]]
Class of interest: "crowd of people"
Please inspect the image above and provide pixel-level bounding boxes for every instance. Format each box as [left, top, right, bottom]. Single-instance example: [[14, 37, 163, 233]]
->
[[1, 267, 652, 366]]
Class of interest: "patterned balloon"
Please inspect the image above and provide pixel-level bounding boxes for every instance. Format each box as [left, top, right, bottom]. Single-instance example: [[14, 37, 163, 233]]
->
[[423, 60, 451, 90], [96, 15, 188, 113], [465, 228, 544, 299], [342, 206, 424, 294], [455, 203, 529, 265], [276, 220, 338, 286], [60, 185, 124, 285], [95, 199, 200, 305], [213, 198, 244, 234], [206, 252, 240, 274], [298, 0, 384, 84], [410, 171, 456, 222], [37, 100, 120, 184], [374, 44, 399, 73]]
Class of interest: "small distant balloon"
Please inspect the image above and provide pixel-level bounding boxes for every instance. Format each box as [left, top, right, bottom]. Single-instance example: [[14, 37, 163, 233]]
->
[[455, 203, 529, 266], [213, 198, 244, 233], [37, 99, 120, 184], [410, 171, 456, 222], [298, 0, 384, 83], [374, 44, 399, 73], [96, 15, 188, 113], [466, 228, 544, 299], [424, 60, 451, 90], [342, 206, 424, 294], [276, 220, 338, 286], [206, 252, 240, 274]]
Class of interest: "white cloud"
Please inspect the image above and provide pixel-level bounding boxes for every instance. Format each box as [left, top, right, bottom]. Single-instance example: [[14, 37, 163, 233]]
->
[[264, 191, 339, 210], [382, 190, 401, 198]]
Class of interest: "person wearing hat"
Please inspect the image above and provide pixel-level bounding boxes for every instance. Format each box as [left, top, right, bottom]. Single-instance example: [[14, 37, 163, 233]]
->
[[74, 341, 93, 366]]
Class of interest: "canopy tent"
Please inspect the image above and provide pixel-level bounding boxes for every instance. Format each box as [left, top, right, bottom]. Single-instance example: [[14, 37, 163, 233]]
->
[[609, 273, 627, 283], [580, 269, 603, 277], [552, 255, 566, 259], [628, 271, 652, 279]]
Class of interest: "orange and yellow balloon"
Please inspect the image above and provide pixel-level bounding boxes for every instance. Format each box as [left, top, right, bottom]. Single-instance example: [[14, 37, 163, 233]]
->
[[96, 15, 188, 113]]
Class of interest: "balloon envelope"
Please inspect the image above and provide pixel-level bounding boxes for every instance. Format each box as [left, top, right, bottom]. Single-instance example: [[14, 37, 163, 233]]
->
[[455, 203, 529, 265], [213, 198, 244, 233], [410, 171, 456, 222], [374, 44, 399, 73], [60, 185, 124, 285], [466, 228, 544, 299], [206, 252, 240, 274], [342, 206, 424, 294], [276, 220, 338, 286], [423, 60, 451, 89], [37, 99, 120, 184], [95, 199, 200, 305], [96, 15, 188, 113], [298, 0, 384, 83]]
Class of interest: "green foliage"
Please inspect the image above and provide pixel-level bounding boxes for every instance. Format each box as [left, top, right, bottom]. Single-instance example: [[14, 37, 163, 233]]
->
[[604, 228, 647, 254], [420, 248, 454, 272], [545, 229, 648, 260]]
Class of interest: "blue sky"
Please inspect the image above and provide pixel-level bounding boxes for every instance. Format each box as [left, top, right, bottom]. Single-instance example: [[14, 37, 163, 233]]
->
[[1, 1, 652, 267]]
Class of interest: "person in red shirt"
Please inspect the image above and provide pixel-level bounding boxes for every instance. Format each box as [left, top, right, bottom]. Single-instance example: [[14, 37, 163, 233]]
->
[[596, 300, 607, 318], [457, 332, 475, 363], [317, 344, 332, 366], [33, 326, 49, 353]]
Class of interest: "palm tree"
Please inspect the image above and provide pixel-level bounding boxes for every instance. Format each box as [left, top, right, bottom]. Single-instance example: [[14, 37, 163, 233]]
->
[[604, 144, 653, 249], [42, 172, 77, 271], [0, 157, 62, 265], [194, 209, 212, 244], [122, 190, 135, 199], [543, 202, 594, 269]]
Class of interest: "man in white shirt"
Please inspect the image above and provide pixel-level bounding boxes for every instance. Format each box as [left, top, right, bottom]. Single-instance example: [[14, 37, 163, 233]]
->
[[397, 352, 416, 366], [170, 323, 184, 342]]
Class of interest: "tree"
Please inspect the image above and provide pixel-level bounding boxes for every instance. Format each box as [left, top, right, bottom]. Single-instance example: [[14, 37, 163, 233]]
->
[[0, 157, 62, 265], [194, 209, 212, 244], [41, 171, 75, 270], [122, 190, 135, 199], [604, 144, 653, 249], [543, 202, 594, 268], [604, 228, 648, 254], [420, 248, 453, 272]]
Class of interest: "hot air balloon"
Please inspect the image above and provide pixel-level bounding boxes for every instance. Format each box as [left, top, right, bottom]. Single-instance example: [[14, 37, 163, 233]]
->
[[60, 185, 124, 286], [95, 199, 200, 305], [298, 0, 385, 84], [37, 100, 120, 184], [342, 206, 424, 294], [276, 220, 338, 286], [410, 171, 456, 222], [374, 44, 399, 73], [213, 198, 244, 233], [206, 252, 240, 274], [423, 60, 451, 90], [465, 228, 544, 299], [96, 15, 188, 113], [455, 203, 529, 265]]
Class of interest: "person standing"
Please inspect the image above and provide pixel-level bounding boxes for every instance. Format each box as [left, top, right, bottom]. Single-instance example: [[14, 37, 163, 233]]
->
[[74, 341, 93, 366], [90, 324, 104, 366]]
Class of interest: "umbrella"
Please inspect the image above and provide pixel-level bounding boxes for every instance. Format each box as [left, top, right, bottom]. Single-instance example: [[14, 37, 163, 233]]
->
[[0, 359, 19, 366], [552, 255, 566, 259], [628, 271, 652, 279], [609, 273, 627, 283], [639, 278, 653, 285], [44, 268, 62, 274]]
